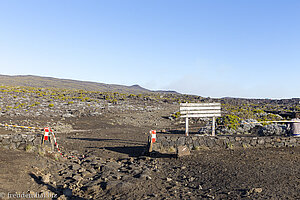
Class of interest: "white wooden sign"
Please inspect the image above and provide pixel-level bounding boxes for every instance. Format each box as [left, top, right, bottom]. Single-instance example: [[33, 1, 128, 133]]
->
[[180, 103, 221, 136]]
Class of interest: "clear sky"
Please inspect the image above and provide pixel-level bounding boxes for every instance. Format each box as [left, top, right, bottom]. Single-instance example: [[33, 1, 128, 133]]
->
[[1, 0, 300, 99]]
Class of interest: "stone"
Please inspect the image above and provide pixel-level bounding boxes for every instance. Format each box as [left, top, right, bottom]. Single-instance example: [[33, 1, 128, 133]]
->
[[78, 168, 86, 173], [275, 142, 284, 147], [166, 177, 172, 182], [2, 138, 11, 145], [289, 138, 297, 143], [42, 174, 51, 184], [177, 145, 191, 157], [63, 188, 72, 197], [215, 138, 225, 147], [86, 185, 101, 194], [91, 160, 98, 165], [9, 143, 17, 150], [26, 135, 36, 142], [88, 168, 97, 174], [187, 137, 193, 144], [251, 187, 263, 193], [137, 173, 151, 180], [250, 139, 257, 146], [62, 113, 74, 118], [17, 143, 27, 150], [102, 162, 121, 172], [257, 138, 265, 145], [3, 145, 9, 149], [107, 181, 134, 195], [81, 171, 91, 177], [189, 177, 195, 182], [132, 169, 142, 175], [259, 124, 287, 136], [12, 134, 23, 143], [177, 137, 186, 146], [57, 195, 68, 200], [72, 174, 83, 181], [32, 138, 41, 145], [105, 180, 121, 190], [206, 139, 216, 148], [71, 164, 81, 171]]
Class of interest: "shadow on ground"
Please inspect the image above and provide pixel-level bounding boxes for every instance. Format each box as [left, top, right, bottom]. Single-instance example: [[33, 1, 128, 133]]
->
[[158, 129, 199, 135], [86, 145, 146, 157], [148, 151, 177, 158], [29, 173, 87, 200], [67, 137, 146, 145], [86, 145, 177, 158]]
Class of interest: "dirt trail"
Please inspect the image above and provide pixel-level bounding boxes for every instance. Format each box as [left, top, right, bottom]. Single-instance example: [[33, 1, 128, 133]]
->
[[0, 112, 299, 199]]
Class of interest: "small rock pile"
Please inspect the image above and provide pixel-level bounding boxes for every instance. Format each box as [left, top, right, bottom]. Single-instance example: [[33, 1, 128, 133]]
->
[[0, 133, 40, 151], [259, 124, 289, 136], [32, 154, 160, 199], [215, 119, 259, 135], [213, 119, 289, 136]]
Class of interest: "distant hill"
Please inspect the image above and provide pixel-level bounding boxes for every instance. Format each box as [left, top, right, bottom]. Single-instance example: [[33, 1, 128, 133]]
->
[[0, 74, 179, 94]]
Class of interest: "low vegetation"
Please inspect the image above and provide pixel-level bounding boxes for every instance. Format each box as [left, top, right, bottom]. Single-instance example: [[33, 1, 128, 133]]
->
[[0, 85, 298, 130]]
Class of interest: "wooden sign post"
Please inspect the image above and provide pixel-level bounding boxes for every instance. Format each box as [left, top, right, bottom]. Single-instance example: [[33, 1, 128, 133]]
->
[[180, 103, 221, 136]]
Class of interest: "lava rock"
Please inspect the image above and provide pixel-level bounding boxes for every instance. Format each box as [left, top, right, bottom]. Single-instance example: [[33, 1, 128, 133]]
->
[[177, 145, 191, 157]]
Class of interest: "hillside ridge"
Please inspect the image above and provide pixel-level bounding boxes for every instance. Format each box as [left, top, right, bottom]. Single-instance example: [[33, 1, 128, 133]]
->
[[0, 74, 179, 94]]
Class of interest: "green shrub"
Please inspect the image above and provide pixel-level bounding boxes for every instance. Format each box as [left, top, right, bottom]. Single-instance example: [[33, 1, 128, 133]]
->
[[172, 111, 181, 118], [168, 147, 176, 153], [217, 115, 241, 130], [226, 142, 234, 149], [48, 103, 54, 107], [128, 94, 136, 98], [109, 99, 118, 104], [253, 108, 264, 114], [25, 144, 34, 152]]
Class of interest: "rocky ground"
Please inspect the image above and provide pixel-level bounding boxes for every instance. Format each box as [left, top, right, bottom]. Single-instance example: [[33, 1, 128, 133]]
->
[[1, 128, 299, 200], [0, 86, 300, 199]]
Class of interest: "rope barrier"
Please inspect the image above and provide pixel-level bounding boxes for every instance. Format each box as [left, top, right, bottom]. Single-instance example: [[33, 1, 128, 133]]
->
[[0, 123, 42, 130], [0, 122, 83, 160], [47, 128, 84, 160]]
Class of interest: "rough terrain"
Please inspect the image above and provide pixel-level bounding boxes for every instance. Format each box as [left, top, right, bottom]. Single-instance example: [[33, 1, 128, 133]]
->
[[0, 84, 299, 200]]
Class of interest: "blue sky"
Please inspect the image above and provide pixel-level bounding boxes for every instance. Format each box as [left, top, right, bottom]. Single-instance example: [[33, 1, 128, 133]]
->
[[1, 0, 300, 98]]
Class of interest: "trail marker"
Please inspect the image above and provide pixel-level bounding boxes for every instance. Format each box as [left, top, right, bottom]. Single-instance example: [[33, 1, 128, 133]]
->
[[180, 103, 221, 136], [150, 130, 156, 143], [0, 122, 84, 160], [148, 130, 157, 152], [44, 127, 50, 141]]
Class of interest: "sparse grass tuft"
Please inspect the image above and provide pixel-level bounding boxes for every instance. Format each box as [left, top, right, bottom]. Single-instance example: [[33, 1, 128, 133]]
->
[[48, 103, 54, 107]]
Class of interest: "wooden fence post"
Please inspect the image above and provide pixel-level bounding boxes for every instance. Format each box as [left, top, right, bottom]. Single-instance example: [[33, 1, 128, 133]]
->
[[185, 117, 189, 136], [148, 136, 153, 152], [212, 117, 216, 136]]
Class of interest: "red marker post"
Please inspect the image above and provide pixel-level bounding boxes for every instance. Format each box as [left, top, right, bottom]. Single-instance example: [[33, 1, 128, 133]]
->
[[149, 130, 156, 152], [151, 130, 156, 143], [44, 127, 50, 141], [42, 127, 55, 151]]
